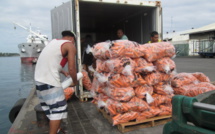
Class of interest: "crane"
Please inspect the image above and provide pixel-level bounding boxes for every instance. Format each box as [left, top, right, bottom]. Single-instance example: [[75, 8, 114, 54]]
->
[[12, 22, 48, 45]]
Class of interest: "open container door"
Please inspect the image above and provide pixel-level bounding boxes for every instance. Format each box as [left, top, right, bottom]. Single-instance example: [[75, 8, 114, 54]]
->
[[51, 0, 91, 101], [73, 0, 93, 101]]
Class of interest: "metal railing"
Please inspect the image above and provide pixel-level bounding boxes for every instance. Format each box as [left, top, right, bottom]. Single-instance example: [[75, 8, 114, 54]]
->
[[193, 40, 215, 53]]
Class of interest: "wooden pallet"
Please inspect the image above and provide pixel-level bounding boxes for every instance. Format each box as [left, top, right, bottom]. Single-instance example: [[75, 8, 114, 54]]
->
[[99, 109, 172, 133]]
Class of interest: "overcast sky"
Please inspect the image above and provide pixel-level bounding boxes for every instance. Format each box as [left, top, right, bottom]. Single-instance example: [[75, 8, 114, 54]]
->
[[1, 0, 215, 53]]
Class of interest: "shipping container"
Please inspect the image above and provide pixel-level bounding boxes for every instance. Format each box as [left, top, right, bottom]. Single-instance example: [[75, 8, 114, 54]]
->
[[51, 0, 163, 101]]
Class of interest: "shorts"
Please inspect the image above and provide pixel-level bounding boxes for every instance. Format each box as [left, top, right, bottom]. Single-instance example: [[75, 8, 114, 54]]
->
[[35, 81, 68, 120]]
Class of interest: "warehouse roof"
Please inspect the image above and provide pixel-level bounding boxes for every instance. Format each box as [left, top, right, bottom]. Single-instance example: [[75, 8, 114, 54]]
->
[[182, 23, 215, 35]]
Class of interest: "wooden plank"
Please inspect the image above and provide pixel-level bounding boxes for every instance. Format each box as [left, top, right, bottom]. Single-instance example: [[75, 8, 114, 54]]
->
[[120, 115, 171, 126], [99, 109, 113, 124], [119, 122, 152, 133], [99, 108, 172, 133]]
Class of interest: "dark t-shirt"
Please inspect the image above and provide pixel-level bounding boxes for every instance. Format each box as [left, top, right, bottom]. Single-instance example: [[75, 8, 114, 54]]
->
[[81, 40, 94, 66], [82, 50, 94, 66]]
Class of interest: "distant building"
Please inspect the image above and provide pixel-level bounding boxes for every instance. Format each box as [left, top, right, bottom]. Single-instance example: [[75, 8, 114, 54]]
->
[[164, 23, 215, 57]]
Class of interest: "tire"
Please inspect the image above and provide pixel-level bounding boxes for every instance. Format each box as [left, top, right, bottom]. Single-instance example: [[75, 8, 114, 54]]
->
[[9, 98, 26, 123]]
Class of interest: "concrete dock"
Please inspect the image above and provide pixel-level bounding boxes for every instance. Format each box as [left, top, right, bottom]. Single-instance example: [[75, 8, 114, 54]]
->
[[8, 56, 215, 134], [174, 56, 215, 81]]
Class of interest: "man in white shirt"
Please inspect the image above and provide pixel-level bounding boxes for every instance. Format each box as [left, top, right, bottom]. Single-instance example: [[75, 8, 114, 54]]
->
[[35, 31, 77, 134]]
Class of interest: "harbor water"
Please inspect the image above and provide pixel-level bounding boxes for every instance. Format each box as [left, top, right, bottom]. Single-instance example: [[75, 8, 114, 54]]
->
[[0, 56, 35, 134]]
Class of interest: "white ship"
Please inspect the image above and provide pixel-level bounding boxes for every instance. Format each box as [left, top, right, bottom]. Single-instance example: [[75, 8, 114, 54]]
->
[[13, 22, 48, 63]]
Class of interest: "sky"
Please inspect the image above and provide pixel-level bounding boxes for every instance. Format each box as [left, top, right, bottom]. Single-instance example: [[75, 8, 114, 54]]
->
[[1, 0, 215, 53]]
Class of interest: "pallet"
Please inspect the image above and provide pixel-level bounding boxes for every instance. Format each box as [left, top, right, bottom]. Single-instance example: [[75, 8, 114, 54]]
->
[[78, 91, 93, 102], [99, 109, 172, 133]]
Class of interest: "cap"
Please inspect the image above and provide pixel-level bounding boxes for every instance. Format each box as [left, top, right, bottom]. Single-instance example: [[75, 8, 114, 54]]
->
[[61, 30, 76, 40]]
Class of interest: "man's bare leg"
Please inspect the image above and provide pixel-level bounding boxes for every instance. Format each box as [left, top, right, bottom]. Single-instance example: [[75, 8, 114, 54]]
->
[[49, 120, 61, 134]]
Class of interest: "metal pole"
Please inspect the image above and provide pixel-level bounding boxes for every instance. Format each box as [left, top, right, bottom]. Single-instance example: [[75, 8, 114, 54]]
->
[[193, 102, 215, 112], [74, 0, 84, 100]]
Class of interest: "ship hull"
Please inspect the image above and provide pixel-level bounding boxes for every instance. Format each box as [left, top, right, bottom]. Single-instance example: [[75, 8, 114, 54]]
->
[[18, 43, 45, 63], [21, 57, 38, 63]]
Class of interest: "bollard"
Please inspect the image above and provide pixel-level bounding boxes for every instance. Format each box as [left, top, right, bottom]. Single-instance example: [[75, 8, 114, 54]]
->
[[34, 104, 49, 128]]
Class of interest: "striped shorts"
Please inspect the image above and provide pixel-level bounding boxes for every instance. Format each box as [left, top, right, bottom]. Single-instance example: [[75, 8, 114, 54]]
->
[[35, 81, 67, 120]]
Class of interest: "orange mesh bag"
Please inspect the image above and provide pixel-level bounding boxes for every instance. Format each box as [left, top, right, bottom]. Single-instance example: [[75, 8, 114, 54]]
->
[[160, 72, 174, 83], [158, 105, 172, 116], [105, 57, 136, 75], [150, 94, 173, 107], [136, 106, 161, 121], [92, 41, 111, 60], [171, 73, 199, 87], [105, 87, 135, 102], [110, 40, 143, 58], [192, 72, 210, 82], [129, 97, 150, 112], [108, 74, 134, 88], [112, 111, 139, 125], [133, 58, 155, 73], [132, 73, 147, 87], [94, 72, 110, 87], [154, 83, 174, 96], [143, 72, 161, 86], [154, 57, 176, 73], [105, 99, 119, 116], [135, 85, 153, 99], [140, 42, 175, 62], [173, 82, 215, 97], [64, 87, 75, 101], [91, 77, 103, 93], [96, 59, 109, 73], [105, 97, 150, 115], [144, 71, 174, 86], [82, 70, 92, 91], [97, 93, 109, 109]]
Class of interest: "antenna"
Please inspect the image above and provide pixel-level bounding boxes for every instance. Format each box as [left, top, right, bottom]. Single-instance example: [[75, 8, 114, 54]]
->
[[30, 23, 32, 34], [171, 16, 173, 33]]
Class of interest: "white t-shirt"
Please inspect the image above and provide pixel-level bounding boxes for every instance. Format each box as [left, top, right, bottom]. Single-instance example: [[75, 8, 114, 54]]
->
[[34, 39, 71, 87]]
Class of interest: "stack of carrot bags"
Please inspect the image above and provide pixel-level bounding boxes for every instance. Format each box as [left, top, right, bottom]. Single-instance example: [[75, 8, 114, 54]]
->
[[171, 72, 215, 97], [84, 40, 215, 125]]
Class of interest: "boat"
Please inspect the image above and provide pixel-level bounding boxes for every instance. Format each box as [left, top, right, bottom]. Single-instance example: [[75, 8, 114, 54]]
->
[[13, 22, 48, 63]]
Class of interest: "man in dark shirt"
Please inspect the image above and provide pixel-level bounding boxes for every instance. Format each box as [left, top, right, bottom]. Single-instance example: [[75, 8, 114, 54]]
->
[[81, 35, 95, 72]]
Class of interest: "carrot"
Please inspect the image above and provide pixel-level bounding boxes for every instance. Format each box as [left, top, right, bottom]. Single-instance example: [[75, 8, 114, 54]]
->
[[140, 42, 175, 62], [108, 74, 134, 88], [173, 82, 215, 97], [104, 87, 135, 102], [133, 58, 155, 73], [92, 41, 112, 60], [192, 72, 210, 82], [171, 73, 199, 87], [143, 72, 161, 86], [135, 85, 153, 99], [154, 83, 174, 96], [112, 111, 139, 125], [150, 94, 173, 107], [110, 40, 143, 58], [154, 57, 176, 73], [64, 87, 75, 100], [82, 69, 92, 91], [158, 105, 172, 116]]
